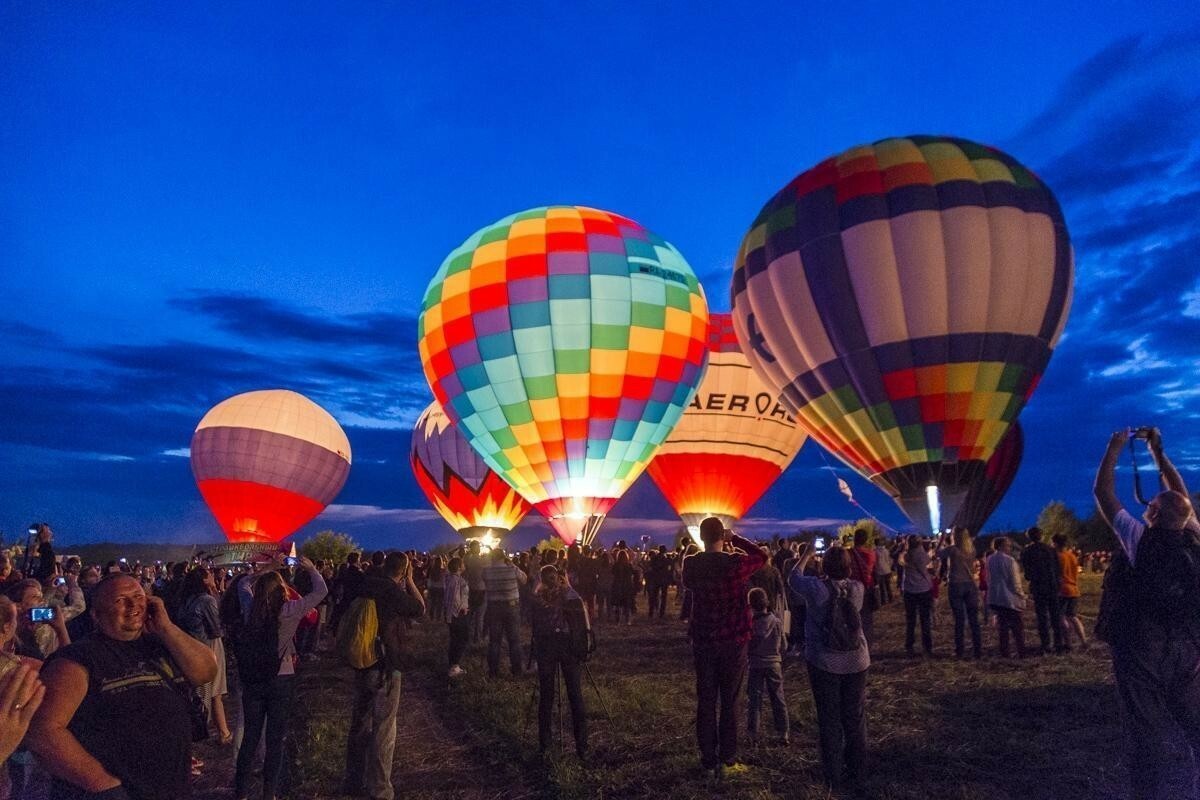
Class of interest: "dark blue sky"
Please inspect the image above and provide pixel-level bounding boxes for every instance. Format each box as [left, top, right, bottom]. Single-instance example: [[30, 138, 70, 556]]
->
[[3, 3, 1199, 551]]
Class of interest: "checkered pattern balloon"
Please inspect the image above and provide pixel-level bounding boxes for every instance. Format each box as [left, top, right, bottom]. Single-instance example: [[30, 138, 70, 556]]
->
[[731, 136, 1071, 531], [418, 206, 710, 545]]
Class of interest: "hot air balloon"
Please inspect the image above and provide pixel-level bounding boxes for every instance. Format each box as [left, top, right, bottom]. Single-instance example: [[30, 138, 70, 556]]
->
[[418, 206, 710, 545], [951, 421, 1023, 535], [731, 136, 1072, 533], [191, 390, 351, 543], [410, 400, 531, 543], [646, 313, 807, 544]]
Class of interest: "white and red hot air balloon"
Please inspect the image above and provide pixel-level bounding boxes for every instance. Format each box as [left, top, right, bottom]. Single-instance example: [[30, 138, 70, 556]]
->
[[191, 390, 351, 543]]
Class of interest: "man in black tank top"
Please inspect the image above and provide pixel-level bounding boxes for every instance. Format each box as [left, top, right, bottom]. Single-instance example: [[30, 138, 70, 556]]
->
[[27, 573, 217, 800]]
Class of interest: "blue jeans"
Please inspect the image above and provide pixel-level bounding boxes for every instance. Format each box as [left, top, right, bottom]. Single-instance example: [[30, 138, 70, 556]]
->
[[947, 581, 982, 656], [236, 675, 296, 800], [747, 663, 788, 737]]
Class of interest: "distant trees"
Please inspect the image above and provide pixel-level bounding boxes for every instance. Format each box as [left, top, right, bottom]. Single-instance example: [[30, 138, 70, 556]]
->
[[1033, 501, 1118, 551], [836, 518, 885, 546], [299, 530, 360, 564]]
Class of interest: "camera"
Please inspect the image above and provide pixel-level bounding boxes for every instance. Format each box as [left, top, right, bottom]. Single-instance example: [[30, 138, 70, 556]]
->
[[285, 556, 298, 567], [53, 576, 66, 587], [1127, 427, 1156, 440], [27, 606, 56, 624]]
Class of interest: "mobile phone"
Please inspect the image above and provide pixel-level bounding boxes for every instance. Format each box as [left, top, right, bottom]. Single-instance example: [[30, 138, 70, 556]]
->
[[226, 569, 234, 578], [26, 606, 56, 623], [285, 556, 298, 567], [119, 557, 128, 563], [54, 576, 66, 587]]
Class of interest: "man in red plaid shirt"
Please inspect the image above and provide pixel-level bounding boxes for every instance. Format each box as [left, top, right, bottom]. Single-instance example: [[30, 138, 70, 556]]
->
[[681, 517, 767, 777]]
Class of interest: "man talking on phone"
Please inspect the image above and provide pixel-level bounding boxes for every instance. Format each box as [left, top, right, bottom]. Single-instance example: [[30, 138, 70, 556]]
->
[[681, 517, 767, 779], [27, 573, 216, 800]]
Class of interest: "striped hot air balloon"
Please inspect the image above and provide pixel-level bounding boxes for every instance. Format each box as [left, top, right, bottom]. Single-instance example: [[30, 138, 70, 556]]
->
[[410, 401, 531, 541], [647, 313, 807, 543], [190, 390, 351, 543], [418, 206, 710, 546], [951, 421, 1023, 535], [732, 136, 1071, 533]]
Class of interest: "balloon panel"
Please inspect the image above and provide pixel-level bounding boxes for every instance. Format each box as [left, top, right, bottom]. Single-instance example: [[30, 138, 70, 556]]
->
[[410, 402, 530, 535], [731, 136, 1071, 503], [191, 390, 351, 542], [418, 206, 709, 543], [648, 313, 806, 523], [952, 421, 1023, 534]]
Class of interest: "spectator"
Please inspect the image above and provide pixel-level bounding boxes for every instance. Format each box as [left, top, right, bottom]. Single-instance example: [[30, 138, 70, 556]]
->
[[0, 665, 44, 765], [233, 558, 327, 800], [748, 552, 788, 625], [333, 552, 365, 632], [986, 538, 1026, 658], [444, 558, 470, 678], [31, 525, 56, 583], [745, 587, 788, 745], [425, 555, 445, 622], [899, 535, 934, 657], [27, 573, 217, 800], [8, 579, 70, 660], [594, 552, 613, 621], [847, 530, 877, 647], [343, 552, 425, 800], [483, 549, 526, 678], [464, 542, 487, 644], [176, 567, 232, 744], [1094, 428, 1200, 800], [788, 545, 869, 792], [939, 528, 983, 659], [0, 556, 21, 595], [873, 540, 893, 605], [529, 565, 588, 759], [681, 517, 766, 778], [645, 547, 672, 619], [610, 550, 638, 625], [1053, 534, 1088, 649], [67, 567, 101, 641], [1019, 526, 1066, 654]]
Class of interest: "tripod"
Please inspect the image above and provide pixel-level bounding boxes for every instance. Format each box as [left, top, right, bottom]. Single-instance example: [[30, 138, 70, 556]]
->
[[522, 643, 611, 756]]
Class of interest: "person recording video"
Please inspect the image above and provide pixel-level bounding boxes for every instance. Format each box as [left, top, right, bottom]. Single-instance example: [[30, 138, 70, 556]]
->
[[1094, 427, 1200, 800]]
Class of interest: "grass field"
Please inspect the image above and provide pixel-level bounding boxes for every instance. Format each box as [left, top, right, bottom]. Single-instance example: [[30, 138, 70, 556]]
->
[[206, 571, 1166, 800]]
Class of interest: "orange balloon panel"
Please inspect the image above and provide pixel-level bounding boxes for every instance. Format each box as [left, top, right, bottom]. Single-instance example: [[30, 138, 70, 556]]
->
[[647, 314, 807, 528]]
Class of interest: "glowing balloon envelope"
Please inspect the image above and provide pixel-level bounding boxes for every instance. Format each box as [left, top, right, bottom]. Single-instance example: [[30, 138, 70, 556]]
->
[[647, 313, 807, 544], [418, 206, 710, 545], [191, 390, 351, 543], [951, 421, 1023, 534], [731, 136, 1071, 533], [410, 400, 531, 542]]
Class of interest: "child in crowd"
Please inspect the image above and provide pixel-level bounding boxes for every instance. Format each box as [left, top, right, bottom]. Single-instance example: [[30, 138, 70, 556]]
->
[[746, 587, 789, 744], [444, 556, 470, 678]]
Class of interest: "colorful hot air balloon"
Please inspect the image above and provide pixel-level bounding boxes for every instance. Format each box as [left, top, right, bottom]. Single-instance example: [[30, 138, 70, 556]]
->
[[190, 390, 351, 543], [951, 421, 1023, 535], [410, 400, 531, 542], [418, 206, 710, 545], [647, 313, 807, 543], [731, 136, 1072, 533]]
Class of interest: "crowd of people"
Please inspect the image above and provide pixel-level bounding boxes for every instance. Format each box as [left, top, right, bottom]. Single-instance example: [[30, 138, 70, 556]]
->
[[0, 429, 1195, 799]]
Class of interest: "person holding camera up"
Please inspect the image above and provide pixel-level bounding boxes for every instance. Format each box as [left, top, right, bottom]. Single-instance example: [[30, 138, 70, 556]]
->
[[681, 517, 767, 779], [529, 564, 590, 759], [1094, 427, 1200, 800]]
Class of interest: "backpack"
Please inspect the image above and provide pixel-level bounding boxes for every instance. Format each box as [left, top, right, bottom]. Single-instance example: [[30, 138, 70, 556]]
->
[[564, 597, 596, 661], [819, 578, 862, 652], [335, 596, 380, 670], [1097, 526, 1200, 646], [232, 620, 281, 685]]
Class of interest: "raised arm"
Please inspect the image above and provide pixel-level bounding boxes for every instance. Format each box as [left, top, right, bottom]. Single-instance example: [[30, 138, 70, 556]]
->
[[1148, 429, 1191, 497], [144, 596, 217, 686], [1094, 430, 1128, 528]]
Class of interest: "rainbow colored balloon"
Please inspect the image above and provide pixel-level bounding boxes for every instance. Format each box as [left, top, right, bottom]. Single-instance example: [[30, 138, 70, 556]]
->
[[418, 206, 710, 545], [952, 422, 1023, 535], [647, 314, 807, 543], [191, 390, 351, 543], [732, 136, 1071, 533], [410, 400, 531, 541]]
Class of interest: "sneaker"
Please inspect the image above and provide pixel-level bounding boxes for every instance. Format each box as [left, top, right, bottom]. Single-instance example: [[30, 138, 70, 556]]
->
[[448, 665, 465, 678], [722, 761, 751, 777]]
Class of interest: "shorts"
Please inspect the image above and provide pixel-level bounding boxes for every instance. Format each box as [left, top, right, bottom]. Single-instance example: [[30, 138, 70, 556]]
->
[[1060, 596, 1079, 616]]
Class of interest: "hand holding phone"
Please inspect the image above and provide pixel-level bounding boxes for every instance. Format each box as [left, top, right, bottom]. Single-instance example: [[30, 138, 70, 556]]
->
[[26, 607, 56, 624]]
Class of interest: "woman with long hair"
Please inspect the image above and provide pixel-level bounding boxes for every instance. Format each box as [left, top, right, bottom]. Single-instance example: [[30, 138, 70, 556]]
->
[[234, 558, 327, 800], [938, 527, 982, 659], [177, 566, 233, 743], [610, 550, 636, 625], [788, 545, 869, 792]]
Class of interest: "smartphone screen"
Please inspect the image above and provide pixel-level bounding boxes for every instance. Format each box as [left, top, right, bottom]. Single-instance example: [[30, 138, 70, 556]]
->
[[54, 577, 66, 586], [27, 606, 56, 623], [285, 556, 298, 566]]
